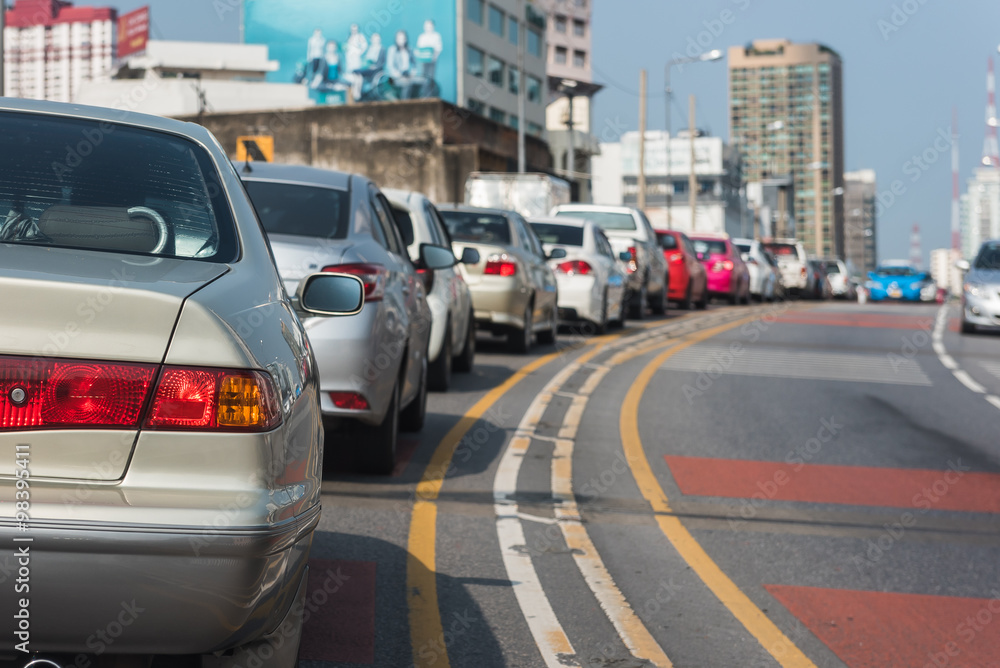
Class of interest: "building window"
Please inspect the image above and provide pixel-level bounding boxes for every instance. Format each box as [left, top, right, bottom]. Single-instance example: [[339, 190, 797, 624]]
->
[[554, 15, 567, 32], [527, 75, 542, 104], [508, 17, 519, 45], [528, 121, 544, 137], [467, 46, 484, 78], [527, 28, 542, 58], [487, 56, 505, 86], [573, 50, 586, 68], [554, 46, 567, 65], [468, 98, 486, 115], [468, 0, 484, 24], [573, 19, 586, 37], [510, 116, 519, 130], [488, 5, 504, 36], [490, 108, 506, 124], [509, 67, 520, 94], [574, 0, 587, 7]]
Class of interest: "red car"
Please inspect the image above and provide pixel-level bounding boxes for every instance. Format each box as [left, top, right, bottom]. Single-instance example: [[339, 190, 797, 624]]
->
[[656, 229, 708, 310], [689, 232, 751, 305]]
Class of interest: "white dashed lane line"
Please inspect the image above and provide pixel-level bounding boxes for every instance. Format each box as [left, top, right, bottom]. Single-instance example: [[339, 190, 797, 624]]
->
[[934, 305, 1000, 411]]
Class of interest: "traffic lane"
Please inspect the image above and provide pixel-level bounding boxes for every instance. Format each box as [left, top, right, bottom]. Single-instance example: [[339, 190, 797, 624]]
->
[[939, 305, 1000, 398]]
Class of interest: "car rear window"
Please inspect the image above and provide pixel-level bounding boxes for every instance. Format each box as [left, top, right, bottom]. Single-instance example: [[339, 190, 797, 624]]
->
[[762, 243, 797, 257], [0, 111, 236, 261], [439, 211, 511, 244], [692, 239, 727, 255], [530, 223, 584, 247], [825, 261, 841, 274], [556, 210, 636, 231], [657, 232, 678, 249], [242, 181, 349, 239]]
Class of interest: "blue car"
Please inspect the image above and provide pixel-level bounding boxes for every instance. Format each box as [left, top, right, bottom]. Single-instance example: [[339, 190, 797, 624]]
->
[[866, 263, 935, 302]]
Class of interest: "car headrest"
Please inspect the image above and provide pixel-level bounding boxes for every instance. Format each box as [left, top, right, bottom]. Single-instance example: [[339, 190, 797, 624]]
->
[[37, 206, 161, 254]]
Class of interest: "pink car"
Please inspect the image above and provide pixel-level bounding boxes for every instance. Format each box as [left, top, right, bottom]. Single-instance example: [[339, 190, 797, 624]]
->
[[689, 233, 751, 305]]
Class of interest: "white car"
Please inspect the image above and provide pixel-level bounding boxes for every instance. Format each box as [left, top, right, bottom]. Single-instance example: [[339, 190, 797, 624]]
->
[[529, 216, 629, 334], [821, 258, 857, 299], [734, 238, 778, 302], [385, 189, 477, 391], [762, 238, 809, 295]]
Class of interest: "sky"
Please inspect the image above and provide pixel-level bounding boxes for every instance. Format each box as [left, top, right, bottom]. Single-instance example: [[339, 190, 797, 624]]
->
[[112, 0, 1000, 263]]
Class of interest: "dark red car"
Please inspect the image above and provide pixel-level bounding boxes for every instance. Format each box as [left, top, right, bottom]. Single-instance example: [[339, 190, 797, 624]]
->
[[655, 229, 708, 310]]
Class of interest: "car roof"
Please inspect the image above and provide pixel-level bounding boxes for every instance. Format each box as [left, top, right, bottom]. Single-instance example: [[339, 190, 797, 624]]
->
[[731, 237, 756, 245], [237, 161, 353, 190], [553, 204, 637, 214], [529, 215, 590, 228], [436, 204, 512, 217], [689, 232, 731, 240]]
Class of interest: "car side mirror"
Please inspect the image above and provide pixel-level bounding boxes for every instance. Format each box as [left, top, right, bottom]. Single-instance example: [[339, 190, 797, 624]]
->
[[955, 259, 971, 272], [297, 273, 365, 316], [420, 243, 459, 270], [547, 247, 568, 260], [461, 247, 481, 265], [619, 251, 632, 262]]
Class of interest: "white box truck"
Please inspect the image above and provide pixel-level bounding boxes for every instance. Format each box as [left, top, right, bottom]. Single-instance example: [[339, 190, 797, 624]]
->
[[465, 172, 571, 218]]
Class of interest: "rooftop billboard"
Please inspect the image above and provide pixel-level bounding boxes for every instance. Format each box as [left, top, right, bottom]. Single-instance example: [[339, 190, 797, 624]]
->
[[243, 0, 457, 106]]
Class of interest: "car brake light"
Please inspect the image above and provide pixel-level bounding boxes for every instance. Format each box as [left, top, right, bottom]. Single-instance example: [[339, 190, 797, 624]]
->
[[556, 260, 592, 275], [723, 260, 735, 271], [0, 356, 156, 430], [329, 391, 370, 410], [485, 255, 517, 277], [801, 267, 808, 278], [667, 252, 684, 263], [146, 367, 280, 431], [322, 263, 388, 301]]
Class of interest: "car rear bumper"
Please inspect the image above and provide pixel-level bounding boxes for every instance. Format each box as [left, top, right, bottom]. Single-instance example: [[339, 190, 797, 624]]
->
[[706, 271, 734, 295], [556, 275, 599, 324], [0, 509, 318, 655], [469, 279, 529, 329]]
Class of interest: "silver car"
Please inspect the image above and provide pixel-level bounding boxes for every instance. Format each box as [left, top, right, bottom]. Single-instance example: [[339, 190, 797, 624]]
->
[[241, 163, 457, 474], [959, 240, 1000, 333], [384, 189, 477, 391], [0, 98, 365, 664]]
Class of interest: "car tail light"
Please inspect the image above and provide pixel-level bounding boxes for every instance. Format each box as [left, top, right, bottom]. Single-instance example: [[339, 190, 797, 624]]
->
[[712, 260, 734, 272], [329, 391, 370, 410], [485, 255, 517, 277], [322, 263, 389, 301], [667, 251, 684, 263], [556, 260, 592, 275], [145, 367, 280, 432], [801, 267, 808, 278], [417, 268, 434, 294], [625, 246, 639, 274], [0, 356, 156, 430]]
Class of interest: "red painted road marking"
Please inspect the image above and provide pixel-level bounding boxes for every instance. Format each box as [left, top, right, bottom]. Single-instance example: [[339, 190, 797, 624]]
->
[[767, 585, 1000, 668], [663, 456, 1000, 514], [393, 437, 420, 477], [773, 313, 934, 330], [301, 559, 377, 664]]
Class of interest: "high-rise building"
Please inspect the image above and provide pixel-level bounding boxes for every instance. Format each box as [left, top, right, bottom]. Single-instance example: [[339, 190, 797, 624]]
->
[[728, 39, 845, 258], [844, 170, 877, 273], [930, 248, 962, 296], [535, 0, 602, 202], [959, 166, 1000, 259], [3, 0, 117, 102]]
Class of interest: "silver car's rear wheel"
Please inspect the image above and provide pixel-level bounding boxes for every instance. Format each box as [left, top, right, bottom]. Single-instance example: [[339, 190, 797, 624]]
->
[[357, 382, 399, 475], [508, 303, 533, 353], [428, 321, 452, 392], [454, 310, 476, 373]]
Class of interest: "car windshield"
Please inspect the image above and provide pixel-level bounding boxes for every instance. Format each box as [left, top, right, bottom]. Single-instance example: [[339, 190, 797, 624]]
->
[[242, 181, 349, 239], [556, 210, 636, 231], [439, 211, 511, 244], [530, 223, 584, 247], [825, 262, 841, 273], [762, 243, 797, 256], [692, 239, 728, 256], [876, 266, 916, 276], [973, 242, 1000, 270], [657, 233, 678, 249], [0, 111, 235, 261]]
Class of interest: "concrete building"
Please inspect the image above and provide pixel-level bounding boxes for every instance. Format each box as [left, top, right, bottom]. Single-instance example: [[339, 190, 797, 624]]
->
[[75, 40, 312, 117], [959, 166, 1000, 259], [619, 130, 747, 236], [729, 39, 845, 258], [185, 99, 553, 205], [746, 175, 795, 240], [591, 141, 623, 206], [3, 0, 116, 102], [462, 0, 548, 138], [535, 0, 602, 202], [844, 169, 877, 273], [930, 248, 962, 295]]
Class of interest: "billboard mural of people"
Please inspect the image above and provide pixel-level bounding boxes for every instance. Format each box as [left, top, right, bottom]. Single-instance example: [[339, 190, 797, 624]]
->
[[244, 0, 455, 106]]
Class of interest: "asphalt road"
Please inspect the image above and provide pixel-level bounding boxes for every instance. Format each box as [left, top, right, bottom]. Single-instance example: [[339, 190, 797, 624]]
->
[[302, 299, 1000, 668]]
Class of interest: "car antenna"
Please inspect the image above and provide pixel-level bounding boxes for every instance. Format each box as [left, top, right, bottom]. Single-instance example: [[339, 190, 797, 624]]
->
[[242, 158, 253, 174]]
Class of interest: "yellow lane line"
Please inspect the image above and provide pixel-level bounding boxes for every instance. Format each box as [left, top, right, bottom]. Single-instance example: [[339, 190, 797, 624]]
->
[[619, 316, 818, 668]]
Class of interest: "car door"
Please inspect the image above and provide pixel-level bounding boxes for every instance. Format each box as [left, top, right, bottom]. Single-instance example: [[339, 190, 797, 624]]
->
[[637, 209, 667, 291], [594, 227, 626, 309]]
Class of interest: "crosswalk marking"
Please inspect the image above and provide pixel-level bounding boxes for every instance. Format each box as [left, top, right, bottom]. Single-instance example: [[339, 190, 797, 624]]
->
[[661, 344, 932, 386]]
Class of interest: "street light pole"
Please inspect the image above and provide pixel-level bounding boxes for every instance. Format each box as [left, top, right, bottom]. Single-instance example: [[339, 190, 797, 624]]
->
[[664, 49, 723, 230]]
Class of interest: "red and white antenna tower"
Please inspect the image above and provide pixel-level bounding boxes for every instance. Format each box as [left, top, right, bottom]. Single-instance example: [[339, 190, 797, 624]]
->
[[909, 224, 922, 269], [983, 58, 1000, 168], [952, 106, 960, 251]]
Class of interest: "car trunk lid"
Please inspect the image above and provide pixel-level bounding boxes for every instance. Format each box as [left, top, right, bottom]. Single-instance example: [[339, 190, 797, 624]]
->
[[450, 241, 507, 285], [266, 233, 349, 295]]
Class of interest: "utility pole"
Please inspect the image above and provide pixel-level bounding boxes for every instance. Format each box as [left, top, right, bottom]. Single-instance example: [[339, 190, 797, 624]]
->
[[517, 0, 526, 173], [688, 95, 696, 232], [638, 69, 647, 211]]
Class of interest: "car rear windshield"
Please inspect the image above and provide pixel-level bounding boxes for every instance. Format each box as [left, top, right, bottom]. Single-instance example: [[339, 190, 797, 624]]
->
[[0, 111, 236, 261], [876, 266, 915, 276], [974, 242, 1000, 270], [530, 223, 584, 247], [439, 211, 511, 244], [242, 181, 349, 239], [762, 243, 798, 257], [692, 239, 727, 255], [657, 233, 678, 249], [824, 261, 841, 273], [556, 210, 636, 231]]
